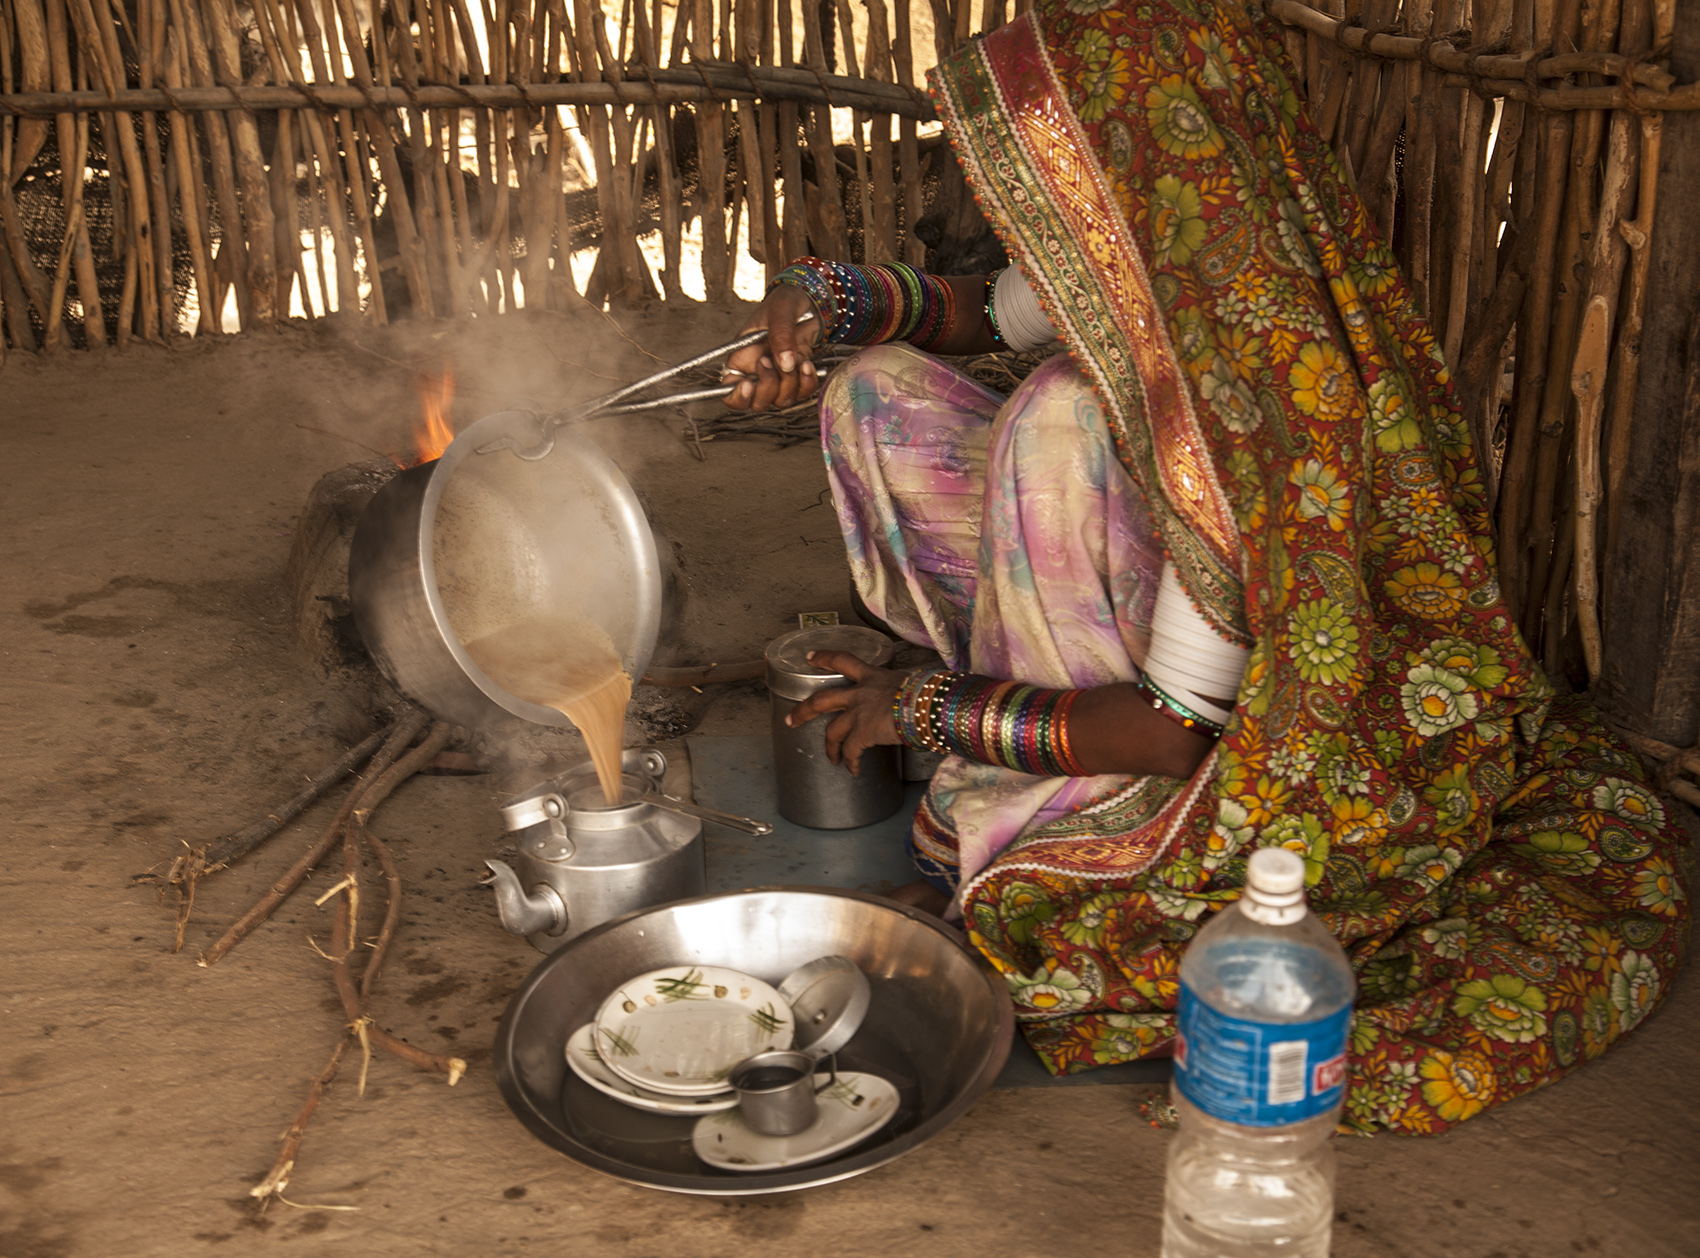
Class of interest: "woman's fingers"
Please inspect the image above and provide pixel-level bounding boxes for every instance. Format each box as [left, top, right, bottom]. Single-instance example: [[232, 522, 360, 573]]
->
[[824, 710, 860, 771], [785, 684, 854, 728], [806, 649, 873, 682], [722, 291, 821, 412]]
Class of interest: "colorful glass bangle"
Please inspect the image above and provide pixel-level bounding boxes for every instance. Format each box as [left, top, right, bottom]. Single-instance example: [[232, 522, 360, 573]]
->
[[1135, 676, 1226, 739], [770, 257, 956, 350], [895, 667, 1089, 777], [983, 269, 1006, 345]]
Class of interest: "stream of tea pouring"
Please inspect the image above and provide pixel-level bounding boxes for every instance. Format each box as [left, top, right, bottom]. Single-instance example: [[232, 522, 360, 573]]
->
[[463, 615, 632, 806]]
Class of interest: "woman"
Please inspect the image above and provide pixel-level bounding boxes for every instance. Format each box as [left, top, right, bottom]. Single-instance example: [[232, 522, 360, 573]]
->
[[723, 0, 1689, 1133]]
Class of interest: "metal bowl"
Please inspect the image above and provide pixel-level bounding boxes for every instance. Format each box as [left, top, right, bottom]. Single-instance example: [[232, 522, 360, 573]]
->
[[349, 412, 662, 733], [493, 887, 1014, 1194]]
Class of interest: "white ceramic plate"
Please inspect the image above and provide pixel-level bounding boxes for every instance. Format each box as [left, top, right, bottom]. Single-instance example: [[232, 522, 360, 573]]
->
[[691, 1072, 899, 1172], [593, 965, 794, 1097], [563, 1023, 740, 1115]]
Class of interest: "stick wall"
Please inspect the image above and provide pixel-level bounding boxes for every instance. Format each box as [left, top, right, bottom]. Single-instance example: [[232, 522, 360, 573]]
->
[[1, 0, 1693, 687]]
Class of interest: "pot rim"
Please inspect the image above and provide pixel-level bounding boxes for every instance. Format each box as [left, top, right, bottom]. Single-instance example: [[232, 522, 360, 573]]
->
[[416, 410, 663, 729]]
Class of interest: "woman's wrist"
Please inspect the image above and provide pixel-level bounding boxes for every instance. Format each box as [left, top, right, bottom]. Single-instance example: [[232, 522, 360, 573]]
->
[[895, 667, 1088, 777], [769, 258, 955, 351]]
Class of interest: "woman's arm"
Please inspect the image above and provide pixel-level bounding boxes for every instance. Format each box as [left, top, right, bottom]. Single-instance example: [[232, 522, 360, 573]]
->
[[722, 272, 1000, 412], [788, 650, 1221, 781]]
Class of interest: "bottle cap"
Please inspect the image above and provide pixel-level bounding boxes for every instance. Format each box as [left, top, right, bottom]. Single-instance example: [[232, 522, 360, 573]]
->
[[1247, 847, 1305, 894], [1242, 847, 1308, 923]]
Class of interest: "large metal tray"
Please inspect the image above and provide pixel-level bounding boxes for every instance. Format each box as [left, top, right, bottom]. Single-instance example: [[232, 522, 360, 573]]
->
[[493, 887, 1014, 1194]]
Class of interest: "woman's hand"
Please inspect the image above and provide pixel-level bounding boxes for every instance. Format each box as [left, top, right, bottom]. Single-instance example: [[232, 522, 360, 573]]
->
[[722, 284, 822, 412], [784, 650, 908, 775]]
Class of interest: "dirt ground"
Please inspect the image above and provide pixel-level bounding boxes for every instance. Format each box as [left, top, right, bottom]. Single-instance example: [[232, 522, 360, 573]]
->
[[2, 303, 1697, 1258]]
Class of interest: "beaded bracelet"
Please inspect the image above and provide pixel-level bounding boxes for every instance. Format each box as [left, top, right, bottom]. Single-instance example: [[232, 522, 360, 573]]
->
[[983, 269, 1006, 346], [895, 667, 1088, 777], [1135, 676, 1226, 739], [769, 257, 955, 350]]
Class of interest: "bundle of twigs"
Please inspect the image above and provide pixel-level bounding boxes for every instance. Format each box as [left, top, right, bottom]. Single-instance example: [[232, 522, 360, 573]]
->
[[145, 706, 467, 1209]]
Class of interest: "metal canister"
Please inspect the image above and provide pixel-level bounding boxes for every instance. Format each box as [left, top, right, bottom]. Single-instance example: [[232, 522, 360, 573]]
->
[[765, 625, 904, 829]]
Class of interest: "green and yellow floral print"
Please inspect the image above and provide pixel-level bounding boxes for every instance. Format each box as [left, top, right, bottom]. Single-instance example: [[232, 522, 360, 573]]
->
[[928, 0, 1691, 1133]]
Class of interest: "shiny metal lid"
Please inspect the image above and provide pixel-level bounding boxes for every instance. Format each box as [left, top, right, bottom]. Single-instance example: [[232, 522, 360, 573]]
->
[[777, 954, 872, 1060]]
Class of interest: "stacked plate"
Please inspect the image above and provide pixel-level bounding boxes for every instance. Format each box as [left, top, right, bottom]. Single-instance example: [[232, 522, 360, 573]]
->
[[564, 956, 895, 1172]]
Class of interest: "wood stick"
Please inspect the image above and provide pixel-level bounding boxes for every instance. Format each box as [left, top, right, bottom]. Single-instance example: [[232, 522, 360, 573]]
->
[[78, 0, 160, 339], [1615, 728, 1700, 778], [1263, 0, 1675, 91], [1399, 0, 1435, 320], [171, 0, 251, 327], [389, 0, 447, 315], [137, 0, 179, 335], [7, 0, 51, 184], [197, 711, 432, 966], [289, 0, 379, 322], [36, 0, 107, 344], [1603, 110, 1662, 587], [582, 0, 647, 301], [248, 1034, 353, 1204], [0, 68, 944, 118], [329, 0, 433, 315], [162, 30, 219, 331], [1538, 446, 1578, 675], [799, 0, 849, 258], [1441, 90, 1485, 369], [633, 0, 684, 297], [1494, 0, 1578, 621], [248, 0, 305, 316], [328, 859, 463, 1084], [1522, 0, 1607, 646], [200, 721, 399, 870], [892, 0, 923, 264], [1569, 102, 1638, 680], [355, 816, 404, 1001], [692, 0, 731, 298], [41, 110, 88, 350], [262, 0, 355, 314]]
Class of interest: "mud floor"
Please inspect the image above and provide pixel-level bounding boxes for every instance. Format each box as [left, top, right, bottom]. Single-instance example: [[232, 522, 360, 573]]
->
[[2, 304, 1697, 1258]]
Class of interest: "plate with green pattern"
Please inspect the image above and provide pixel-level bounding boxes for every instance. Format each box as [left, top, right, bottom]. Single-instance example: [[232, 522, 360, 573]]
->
[[593, 965, 794, 1097], [563, 1023, 740, 1114]]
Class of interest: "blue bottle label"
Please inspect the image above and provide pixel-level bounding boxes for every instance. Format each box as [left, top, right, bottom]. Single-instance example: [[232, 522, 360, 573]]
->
[[1173, 980, 1351, 1126]]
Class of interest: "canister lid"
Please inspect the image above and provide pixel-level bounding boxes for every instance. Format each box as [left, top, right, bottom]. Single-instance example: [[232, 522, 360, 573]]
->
[[765, 625, 896, 681], [777, 955, 872, 1060]]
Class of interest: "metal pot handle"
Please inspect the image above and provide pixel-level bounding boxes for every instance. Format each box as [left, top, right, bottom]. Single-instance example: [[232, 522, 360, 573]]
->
[[638, 748, 668, 781], [813, 1052, 838, 1093]]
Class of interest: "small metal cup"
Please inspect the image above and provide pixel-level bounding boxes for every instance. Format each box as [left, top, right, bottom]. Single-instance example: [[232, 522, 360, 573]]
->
[[729, 1050, 838, 1137]]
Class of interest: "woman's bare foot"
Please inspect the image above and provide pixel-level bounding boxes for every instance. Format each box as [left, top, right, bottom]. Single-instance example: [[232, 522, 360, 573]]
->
[[887, 880, 951, 916]]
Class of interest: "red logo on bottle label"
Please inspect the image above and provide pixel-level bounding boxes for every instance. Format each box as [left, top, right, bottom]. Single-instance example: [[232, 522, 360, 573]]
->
[[1312, 1051, 1346, 1094], [1174, 1031, 1188, 1070]]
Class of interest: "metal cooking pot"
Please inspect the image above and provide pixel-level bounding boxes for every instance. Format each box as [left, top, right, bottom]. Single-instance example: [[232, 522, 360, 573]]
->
[[348, 411, 663, 733]]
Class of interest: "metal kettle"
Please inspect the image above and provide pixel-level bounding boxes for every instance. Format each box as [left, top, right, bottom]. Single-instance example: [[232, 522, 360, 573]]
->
[[484, 749, 706, 952]]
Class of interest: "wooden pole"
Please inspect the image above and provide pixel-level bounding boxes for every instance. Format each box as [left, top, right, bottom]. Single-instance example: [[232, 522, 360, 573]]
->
[[8, 0, 52, 185], [44, 0, 106, 343]]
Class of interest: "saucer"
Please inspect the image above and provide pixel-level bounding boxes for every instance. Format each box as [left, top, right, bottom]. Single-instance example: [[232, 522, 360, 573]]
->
[[594, 965, 794, 1096], [691, 1071, 899, 1172], [563, 1023, 739, 1115]]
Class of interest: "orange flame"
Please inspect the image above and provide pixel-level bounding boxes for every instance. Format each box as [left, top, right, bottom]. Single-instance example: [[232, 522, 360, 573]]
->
[[414, 368, 455, 464]]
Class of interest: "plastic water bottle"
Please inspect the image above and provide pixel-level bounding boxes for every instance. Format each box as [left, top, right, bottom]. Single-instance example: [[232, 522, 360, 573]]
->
[[1160, 847, 1356, 1258]]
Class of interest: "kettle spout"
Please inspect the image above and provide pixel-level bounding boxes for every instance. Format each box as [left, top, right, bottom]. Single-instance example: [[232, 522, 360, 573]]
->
[[482, 860, 567, 937]]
